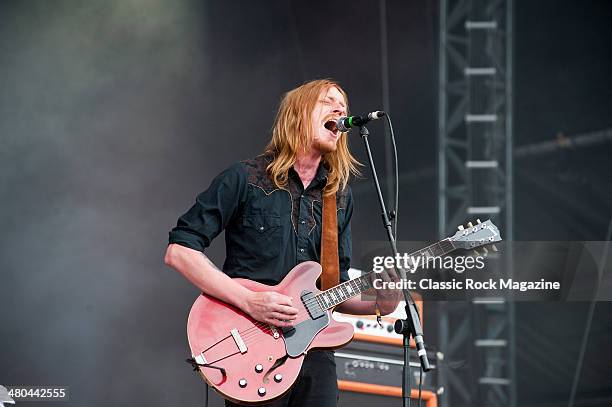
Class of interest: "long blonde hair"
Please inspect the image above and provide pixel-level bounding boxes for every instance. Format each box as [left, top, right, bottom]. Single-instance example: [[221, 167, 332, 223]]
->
[[265, 79, 360, 195]]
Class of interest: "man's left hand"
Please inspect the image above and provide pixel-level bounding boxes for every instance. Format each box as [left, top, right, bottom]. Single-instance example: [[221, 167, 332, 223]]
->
[[375, 267, 403, 315]]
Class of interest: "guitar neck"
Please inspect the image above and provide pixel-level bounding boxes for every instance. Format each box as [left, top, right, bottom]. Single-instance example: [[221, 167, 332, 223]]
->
[[316, 238, 456, 310]]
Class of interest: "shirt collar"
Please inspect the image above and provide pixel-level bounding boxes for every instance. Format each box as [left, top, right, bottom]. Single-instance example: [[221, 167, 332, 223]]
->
[[314, 161, 329, 184], [289, 161, 329, 189]]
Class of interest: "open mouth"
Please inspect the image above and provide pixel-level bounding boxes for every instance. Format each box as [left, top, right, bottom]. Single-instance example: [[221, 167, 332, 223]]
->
[[323, 120, 339, 135]]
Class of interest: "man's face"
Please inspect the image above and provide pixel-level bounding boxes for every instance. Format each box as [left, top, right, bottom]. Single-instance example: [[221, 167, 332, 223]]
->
[[310, 86, 347, 154]]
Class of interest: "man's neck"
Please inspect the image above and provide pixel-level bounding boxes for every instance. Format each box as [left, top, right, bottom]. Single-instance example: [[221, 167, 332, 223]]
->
[[294, 150, 322, 190]]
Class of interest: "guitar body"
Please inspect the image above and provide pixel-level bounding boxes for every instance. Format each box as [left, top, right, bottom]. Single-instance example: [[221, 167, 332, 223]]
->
[[187, 261, 354, 405]]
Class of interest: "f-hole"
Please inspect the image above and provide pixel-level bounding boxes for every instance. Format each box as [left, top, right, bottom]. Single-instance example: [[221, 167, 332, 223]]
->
[[263, 354, 289, 382]]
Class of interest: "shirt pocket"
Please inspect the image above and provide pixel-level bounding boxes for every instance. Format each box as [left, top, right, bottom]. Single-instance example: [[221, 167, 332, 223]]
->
[[241, 214, 283, 260], [242, 215, 281, 233]]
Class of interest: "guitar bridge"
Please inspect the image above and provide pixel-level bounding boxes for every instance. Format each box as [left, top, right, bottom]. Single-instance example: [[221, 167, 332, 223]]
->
[[230, 328, 248, 353]]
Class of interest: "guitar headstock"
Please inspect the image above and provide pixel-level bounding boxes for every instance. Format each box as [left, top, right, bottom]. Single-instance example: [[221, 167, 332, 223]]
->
[[449, 219, 502, 253]]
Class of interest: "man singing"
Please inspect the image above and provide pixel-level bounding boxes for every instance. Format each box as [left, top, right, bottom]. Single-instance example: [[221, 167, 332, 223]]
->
[[165, 79, 399, 407]]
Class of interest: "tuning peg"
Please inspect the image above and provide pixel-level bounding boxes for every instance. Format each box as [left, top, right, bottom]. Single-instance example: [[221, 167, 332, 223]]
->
[[491, 244, 498, 252], [477, 219, 482, 224], [482, 247, 489, 255], [457, 225, 464, 230], [467, 222, 473, 228], [473, 250, 480, 256]]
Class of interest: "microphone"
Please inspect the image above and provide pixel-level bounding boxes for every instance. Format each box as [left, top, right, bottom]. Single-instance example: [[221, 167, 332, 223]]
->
[[336, 111, 386, 132]]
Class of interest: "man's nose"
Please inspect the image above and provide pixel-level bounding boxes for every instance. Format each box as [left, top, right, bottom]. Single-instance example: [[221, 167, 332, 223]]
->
[[332, 105, 346, 116]]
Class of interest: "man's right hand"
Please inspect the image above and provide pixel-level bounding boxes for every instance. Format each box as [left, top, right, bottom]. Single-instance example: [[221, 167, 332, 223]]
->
[[243, 291, 299, 328]]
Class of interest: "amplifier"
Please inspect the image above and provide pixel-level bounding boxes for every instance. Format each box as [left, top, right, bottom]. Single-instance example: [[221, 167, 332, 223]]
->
[[335, 340, 441, 399], [334, 299, 423, 347], [337, 387, 438, 407], [337, 269, 424, 347]]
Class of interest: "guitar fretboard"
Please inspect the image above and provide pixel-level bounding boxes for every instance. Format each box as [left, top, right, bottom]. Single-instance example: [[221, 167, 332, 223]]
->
[[315, 238, 455, 310]]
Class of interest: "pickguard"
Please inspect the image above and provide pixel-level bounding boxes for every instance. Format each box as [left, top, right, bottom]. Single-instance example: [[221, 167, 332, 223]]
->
[[282, 312, 330, 357]]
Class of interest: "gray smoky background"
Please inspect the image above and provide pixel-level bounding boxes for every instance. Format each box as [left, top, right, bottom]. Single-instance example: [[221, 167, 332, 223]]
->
[[1, 1, 611, 406]]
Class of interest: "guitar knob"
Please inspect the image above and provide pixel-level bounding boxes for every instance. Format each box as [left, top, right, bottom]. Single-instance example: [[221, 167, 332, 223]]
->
[[255, 364, 264, 373], [274, 374, 283, 383], [258, 387, 267, 397], [238, 379, 247, 388]]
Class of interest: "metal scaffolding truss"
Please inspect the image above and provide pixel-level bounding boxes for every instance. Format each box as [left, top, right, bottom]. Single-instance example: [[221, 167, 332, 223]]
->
[[438, 0, 515, 406]]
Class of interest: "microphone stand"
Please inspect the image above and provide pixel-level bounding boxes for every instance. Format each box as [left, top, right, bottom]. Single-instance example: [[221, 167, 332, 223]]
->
[[358, 124, 431, 407]]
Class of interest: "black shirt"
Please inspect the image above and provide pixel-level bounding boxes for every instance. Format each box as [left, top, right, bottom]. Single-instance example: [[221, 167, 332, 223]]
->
[[168, 154, 352, 285]]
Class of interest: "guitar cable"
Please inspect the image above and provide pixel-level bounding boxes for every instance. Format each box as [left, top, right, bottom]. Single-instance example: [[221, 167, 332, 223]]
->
[[185, 358, 212, 407], [186, 357, 227, 376]]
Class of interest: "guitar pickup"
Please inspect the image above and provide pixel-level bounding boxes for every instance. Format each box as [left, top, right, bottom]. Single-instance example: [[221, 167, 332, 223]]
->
[[301, 290, 325, 319], [231, 329, 248, 353]]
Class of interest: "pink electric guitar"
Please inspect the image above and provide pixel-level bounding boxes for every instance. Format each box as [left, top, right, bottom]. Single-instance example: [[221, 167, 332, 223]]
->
[[186, 219, 501, 405]]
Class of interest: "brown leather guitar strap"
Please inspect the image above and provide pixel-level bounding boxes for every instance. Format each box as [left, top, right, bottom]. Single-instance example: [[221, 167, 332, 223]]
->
[[320, 191, 339, 290]]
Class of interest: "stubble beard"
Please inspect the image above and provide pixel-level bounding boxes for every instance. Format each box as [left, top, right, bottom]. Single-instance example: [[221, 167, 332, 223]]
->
[[313, 136, 338, 155]]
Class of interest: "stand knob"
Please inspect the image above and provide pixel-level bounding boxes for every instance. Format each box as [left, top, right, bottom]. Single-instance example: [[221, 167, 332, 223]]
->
[[394, 318, 409, 335]]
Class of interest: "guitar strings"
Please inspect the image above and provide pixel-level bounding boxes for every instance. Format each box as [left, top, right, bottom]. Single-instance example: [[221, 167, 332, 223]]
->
[[198, 303, 331, 357], [199, 245, 460, 362], [225, 286, 362, 340], [199, 286, 367, 355], [196, 280, 376, 361], [238, 283, 370, 340]]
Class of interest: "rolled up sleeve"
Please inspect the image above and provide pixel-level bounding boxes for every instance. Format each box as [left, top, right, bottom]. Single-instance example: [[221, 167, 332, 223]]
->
[[168, 162, 247, 252]]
